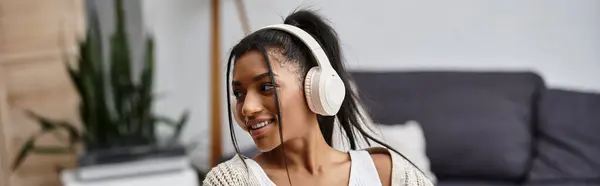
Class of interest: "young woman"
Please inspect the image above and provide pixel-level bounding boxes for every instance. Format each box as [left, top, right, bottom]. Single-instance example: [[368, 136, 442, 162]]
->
[[203, 9, 433, 186]]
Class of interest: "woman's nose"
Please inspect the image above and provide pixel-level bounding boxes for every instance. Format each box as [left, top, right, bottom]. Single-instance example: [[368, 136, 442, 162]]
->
[[241, 91, 263, 116]]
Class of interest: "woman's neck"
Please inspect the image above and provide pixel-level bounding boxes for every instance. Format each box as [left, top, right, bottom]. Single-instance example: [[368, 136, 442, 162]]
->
[[259, 122, 348, 175]]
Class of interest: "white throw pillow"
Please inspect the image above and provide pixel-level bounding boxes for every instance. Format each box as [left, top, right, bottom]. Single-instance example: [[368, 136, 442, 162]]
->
[[376, 121, 433, 177]]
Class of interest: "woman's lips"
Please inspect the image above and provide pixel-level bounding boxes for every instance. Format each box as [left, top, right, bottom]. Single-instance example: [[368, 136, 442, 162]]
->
[[246, 119, 274, 137], [249, 121, 272, 137]]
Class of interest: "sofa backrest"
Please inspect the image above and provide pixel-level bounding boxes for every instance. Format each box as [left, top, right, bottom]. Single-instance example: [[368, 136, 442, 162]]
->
[[350, 71, 545, 182], [528, 88, 600, 184]]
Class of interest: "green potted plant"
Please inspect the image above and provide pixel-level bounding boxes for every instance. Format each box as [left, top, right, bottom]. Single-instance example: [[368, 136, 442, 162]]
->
[[11, 0, 189, 171]]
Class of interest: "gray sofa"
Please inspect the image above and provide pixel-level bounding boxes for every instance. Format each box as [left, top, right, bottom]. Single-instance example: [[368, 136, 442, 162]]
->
[[350, 71, 600, 186]]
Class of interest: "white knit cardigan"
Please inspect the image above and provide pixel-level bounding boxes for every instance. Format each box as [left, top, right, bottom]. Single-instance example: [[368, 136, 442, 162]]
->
[[202, 147, 434, 186]]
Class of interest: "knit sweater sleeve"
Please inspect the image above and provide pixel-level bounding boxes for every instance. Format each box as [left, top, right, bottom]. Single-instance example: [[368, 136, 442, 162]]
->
[[389, 149, 435, 186], [202, 156, 260, 186]]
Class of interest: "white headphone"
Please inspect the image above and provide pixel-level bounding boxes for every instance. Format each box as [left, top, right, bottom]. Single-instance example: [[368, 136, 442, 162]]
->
[[256, 24, 346, 116]]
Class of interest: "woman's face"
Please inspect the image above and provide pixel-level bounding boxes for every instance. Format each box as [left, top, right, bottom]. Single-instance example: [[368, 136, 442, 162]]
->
[[231, 50, 313, 152]]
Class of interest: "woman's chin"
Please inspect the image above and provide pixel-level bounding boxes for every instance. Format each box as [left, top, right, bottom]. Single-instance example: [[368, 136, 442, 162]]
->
[[249, 122, 281, 152], [254, 140, 280, 152]]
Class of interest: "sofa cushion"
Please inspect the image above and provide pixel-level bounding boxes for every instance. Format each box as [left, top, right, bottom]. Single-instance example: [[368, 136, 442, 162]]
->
[[526, 180, 600, 186], [438, 180, 520, 186], [528, 89, 600, 182], [350, 71, 545, 181]]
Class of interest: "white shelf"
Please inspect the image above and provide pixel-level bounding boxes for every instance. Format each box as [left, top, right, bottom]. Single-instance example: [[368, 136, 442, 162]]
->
[[61, 162, 199, 186]]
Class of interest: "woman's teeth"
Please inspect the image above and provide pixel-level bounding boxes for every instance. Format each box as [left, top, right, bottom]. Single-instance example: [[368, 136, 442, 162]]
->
[[250, 120, 271, 130]]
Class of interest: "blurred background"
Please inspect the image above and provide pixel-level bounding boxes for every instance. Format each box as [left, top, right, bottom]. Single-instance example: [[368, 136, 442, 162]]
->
[[0, 0, 598, 186]]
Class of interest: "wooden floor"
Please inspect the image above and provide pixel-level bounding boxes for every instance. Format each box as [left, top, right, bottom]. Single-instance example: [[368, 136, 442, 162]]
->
[[0, 0, 85, 185]]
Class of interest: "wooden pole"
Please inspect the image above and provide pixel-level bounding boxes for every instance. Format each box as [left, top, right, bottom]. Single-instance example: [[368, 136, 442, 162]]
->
[[209, 0, 222, 167], [234, 0, 251, 34]]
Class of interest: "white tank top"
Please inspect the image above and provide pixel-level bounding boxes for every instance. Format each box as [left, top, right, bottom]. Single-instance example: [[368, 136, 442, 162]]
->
[[244, 150, 382, 186]]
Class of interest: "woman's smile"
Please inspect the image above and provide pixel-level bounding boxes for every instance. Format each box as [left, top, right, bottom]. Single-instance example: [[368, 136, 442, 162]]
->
[[247, 118, 277, 137]]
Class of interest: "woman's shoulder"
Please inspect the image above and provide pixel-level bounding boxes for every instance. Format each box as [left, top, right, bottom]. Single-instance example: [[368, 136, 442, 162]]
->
[[202, 155, 261, 186], [364, 147, 435, 186]]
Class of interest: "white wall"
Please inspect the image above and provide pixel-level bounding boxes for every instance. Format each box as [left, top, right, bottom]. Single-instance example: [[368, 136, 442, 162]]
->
[[142, 0, 600, 171]]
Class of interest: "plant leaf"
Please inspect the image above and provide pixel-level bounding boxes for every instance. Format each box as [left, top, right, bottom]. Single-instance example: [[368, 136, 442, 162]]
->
[[25, 111, 82, 145], [141, 37, 154, 98], [66, 64, 82, 94], [79, 3, 112, 149], [109, 0, 133, 137], [56, 122, 83, 145], [12, 137, 36, 171], [135, 37, 155, 141], [167, 111, 190, 144], [25, 111, 56, 131], [173, 111, 190, 137]]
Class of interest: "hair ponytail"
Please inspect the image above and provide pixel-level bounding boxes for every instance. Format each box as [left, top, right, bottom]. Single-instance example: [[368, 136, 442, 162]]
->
[[283, 10, 372, 150], [283, 11, 426, 176]]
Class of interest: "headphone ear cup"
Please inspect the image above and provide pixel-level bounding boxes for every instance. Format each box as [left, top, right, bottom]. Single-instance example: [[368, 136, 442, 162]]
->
[[304, 66, 346, 116], [321, 73, 345, 115], [304, 67, 322, 115]]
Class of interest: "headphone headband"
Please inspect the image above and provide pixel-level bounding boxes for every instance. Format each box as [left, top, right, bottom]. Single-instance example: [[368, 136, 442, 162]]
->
[[257, 23, 346, 116], [256, 24, 334, 74]]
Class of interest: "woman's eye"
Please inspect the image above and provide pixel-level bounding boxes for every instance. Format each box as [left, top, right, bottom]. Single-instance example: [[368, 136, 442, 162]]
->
[[260, 83, 275, 93], [232, 90, 244, 99]]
